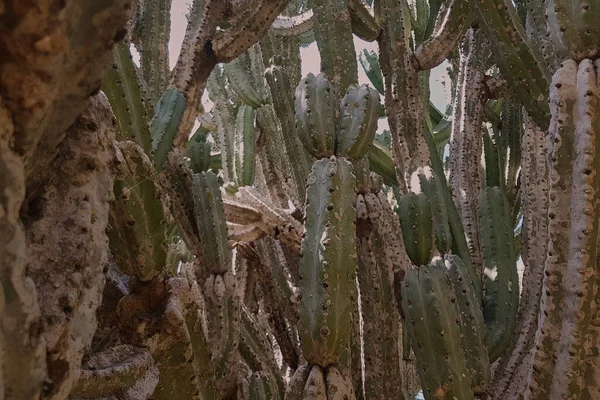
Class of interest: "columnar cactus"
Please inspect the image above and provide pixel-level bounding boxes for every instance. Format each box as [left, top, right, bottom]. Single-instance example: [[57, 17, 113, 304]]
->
[[5, 0, 600, 398]]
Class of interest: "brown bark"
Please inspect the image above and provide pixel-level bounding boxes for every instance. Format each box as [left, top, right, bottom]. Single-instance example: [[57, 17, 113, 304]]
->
[[0, 0, 135, 185], [23, 94, 117, 399]]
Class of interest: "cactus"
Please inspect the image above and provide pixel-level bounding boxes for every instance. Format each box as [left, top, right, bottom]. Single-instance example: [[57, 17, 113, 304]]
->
[[233, 104, 257, 186], [396, 192, 434, 267], [443, 255, 491, 393], [478, 186, 519, 361], [336, 84, 381, 160], [6, 0, 600, 398], [294, 73, 337, 158], [299, 157, 357, 367], [400, 260, 474, 400], [150, 88, 186, 171]]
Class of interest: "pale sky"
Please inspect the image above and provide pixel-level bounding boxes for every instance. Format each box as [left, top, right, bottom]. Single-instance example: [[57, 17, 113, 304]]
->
[[130, 0, 452, 133]]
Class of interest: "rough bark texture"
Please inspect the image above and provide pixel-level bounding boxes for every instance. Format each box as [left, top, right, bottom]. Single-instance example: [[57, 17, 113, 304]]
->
[[0, 97, 47, 400], [70, 344, 158, 400], [490, 113, 548, 398], [23, 93, 117, 400], [378, 0, 429, 192], [355, 192, 406, 399], [449, 28, 487, 278], [0, 0, 135, 184]]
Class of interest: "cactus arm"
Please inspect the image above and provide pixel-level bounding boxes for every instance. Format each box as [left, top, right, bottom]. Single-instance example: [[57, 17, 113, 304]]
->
[[324, 366, 356, 400], [261, 31, 303, 86], [546, 58, 600, 398], [227, 222, 266, 244], [253, 239, 301, 371], [131, 0, 172, 104], [233, 105, 257, 186], [483, 126, 502, 188], [286, 364, 313, 400], [235, 187, 303, 253], [224, 60, 265, 109], [265, 65, 313, 199], [337, 84, 381, 160], [489, 112, 548, 397], [524, 0, 561, 71], [150, 88, 186, 171], [312, 0, 358, 91], [294, 73, 337, 158], [271, 10, 314, 36], [469, 0, 551, 130], [208, 70, 237, 181], [355, 193, 405, 399], [193, 171, 232, 277], [417, 168, 452, 254], [413, 0, 472, 70], [478, 187, 519, 362], [203, 272, 242, 398], [444, 255, 491, 393], [367, 142, 399, 186], [359, 50, 385, 95], [545, 0, 600, 60], [299, 158, 357, 367], [448, 29, 487, 279], [170, 0, 227, 149], [158, 151, 204, 259], [187, 128, 213, 173], [401, 263, 475, 400], [102, 42, 153, 153], [303, 366, 328, 399], [348, 0, 381, 42], [212, 0, 291, 62], [239, 306, 285, 396], [109, 141, 167, 281], [222, 199, 263, 225], [256, 104, 300, 205], [377, 0, 430, 190], [397, 192, 435, 267]]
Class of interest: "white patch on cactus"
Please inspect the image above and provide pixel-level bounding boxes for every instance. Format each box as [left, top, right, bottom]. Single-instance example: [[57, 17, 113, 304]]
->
[[130, 43, 141, 67], [484, 265, 498, 281]]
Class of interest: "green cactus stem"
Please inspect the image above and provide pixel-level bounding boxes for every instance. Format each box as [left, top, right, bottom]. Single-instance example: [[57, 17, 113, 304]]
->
[[131, 0, 172, 105], [348, 0, 380, 42], [233, 104, 257, 187], [312, 0, 358, 92], [469, 0, 551, 129], [193, 171, 232, 277], [299, 157, 357, 367], [400, 260, 474, 400], [444, 254, 491, 393], [336, 84, 381, 160], [355, 192, 406, 399], [294, 73, 337, 158], [109, 141, 167, 281], [478, 186, 519, 362], [396, 192, 434, 267], [417, 167, 452, 254], [150, 88, 186, 171], [102, 42, 152, 153], [187, 127, 212, 174]]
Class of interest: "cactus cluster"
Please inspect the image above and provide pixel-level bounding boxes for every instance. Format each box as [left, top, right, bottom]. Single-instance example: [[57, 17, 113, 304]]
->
[[2, 0, 600, 399]]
